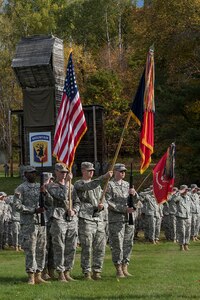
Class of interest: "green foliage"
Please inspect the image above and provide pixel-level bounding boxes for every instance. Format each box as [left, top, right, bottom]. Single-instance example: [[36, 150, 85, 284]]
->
[[0, 0, 199, 183]]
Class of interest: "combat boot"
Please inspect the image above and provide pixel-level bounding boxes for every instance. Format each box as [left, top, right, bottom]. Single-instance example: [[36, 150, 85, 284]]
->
[[48, 268, 56, 280], [180, 245, 185, 251], [27, 272, 35, 285], [15, 246, 19, 251], [64, 270, 76, 281], [122, 264, 133, 277], [184, 244, 190, 251], [91, 271, 101, 280], [115, 264, 125, 278], [35, 272, 50, 284], [58, 272, 68, 283], [41, 268, 50, 280], [84, 272, 93, 280]]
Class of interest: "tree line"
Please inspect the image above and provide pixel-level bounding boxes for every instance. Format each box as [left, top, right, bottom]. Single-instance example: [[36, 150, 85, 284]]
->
[[0, 0, 199, 184]]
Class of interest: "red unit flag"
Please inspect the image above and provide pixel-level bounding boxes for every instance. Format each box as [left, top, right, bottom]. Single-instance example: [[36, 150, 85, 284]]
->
[[153, 143, 175, 204]]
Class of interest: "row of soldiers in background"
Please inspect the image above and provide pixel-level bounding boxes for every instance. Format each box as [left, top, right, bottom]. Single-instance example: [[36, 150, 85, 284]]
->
[[0, 192, 22, 251], [135, 183, 200, 251]]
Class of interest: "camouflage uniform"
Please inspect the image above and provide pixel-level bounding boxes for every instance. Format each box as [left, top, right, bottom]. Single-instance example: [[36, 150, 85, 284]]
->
[[189, 186, 200, 240], [43, 204, 54, 275], [106, 178, 139, 266], [174, 185, 192, 250], [0, 193, 6, 250], [74, 174, 107, 276], [168, 192, 178, 242], [8, 195, 21, 250], [46, 181, 80, 273], [142, 192, 161, 243], [3, 200, 13, 248], [13, 172, 46, 274], [162, 201, 170, 240], [134, 200, 144, 239]]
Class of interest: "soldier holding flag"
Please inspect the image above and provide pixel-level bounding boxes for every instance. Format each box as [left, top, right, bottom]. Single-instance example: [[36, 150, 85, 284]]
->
[[45, 163, 80, 282], [106, 163, 139, 278]]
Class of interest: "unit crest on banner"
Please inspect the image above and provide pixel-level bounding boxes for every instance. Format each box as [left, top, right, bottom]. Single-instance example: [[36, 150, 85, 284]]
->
[[29, 132, 52, 167]]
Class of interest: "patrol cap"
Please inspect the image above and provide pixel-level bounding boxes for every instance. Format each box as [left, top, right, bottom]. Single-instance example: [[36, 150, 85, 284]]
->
[[172, 187, 178, 192], [81, 162, 95, 171], [43, 172, 53, 180], [114, 163, 127, 172], [191, 184, 198, 189], [55, 163, 69, 173], [0, 192, 7, 197], [24, 166, 36, 173], [179, 184, 189, 192]]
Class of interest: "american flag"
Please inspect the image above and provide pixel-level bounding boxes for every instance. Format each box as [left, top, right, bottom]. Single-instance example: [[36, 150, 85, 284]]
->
[[53, 52, 87, 169]]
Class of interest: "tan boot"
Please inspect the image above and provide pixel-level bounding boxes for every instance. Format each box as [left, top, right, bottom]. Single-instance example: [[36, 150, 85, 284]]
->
[[15, 246, 19, 251], [184, 244, 190, 251], [27, 272, 35, 285], [58, 272, 68, 283], [35, 272, 50, 284], [122, 264, 133, 277], [180, 245, 185, 251], [91, 271, 101, 280], [64, 270, 76, 281], [115, 264, 125, 278], [84, 272, 93, 280]]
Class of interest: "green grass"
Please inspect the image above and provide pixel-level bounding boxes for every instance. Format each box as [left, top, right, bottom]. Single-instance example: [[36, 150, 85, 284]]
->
[[1, 241, 200, 300], [1, 177, 200, 299], [0, 177, 22, 195]]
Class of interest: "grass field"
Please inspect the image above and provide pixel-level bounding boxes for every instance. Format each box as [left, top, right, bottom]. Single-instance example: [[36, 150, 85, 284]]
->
[[1, 176, 200, 299], [1, 240, 200, 300]]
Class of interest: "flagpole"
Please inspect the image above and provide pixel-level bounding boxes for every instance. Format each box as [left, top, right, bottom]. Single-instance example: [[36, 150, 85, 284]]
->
[[68, 169, 72, 211], [100, 110, 132, 203], [136, 171, 152, 192]]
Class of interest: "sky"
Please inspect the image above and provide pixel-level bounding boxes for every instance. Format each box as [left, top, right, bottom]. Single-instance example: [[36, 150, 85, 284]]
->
[[137, 0, 144, 7]]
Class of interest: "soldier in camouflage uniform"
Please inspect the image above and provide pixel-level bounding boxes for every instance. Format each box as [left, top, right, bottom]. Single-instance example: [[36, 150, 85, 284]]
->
[[8, 195, 22, 251], [13, 166, 48, 285], [142, 188, 161, 244], [162, 201, 170, 240], [40, 172, 55, 280], [174, 185, 192, 251], [106, 163, 139, 278], [189, 184, 200, 241], [3, 195, 13, 249], [46, 163, 80, 282], [168, 187, 178, 242], [134, 199, 144, 239], [74, 162, 112, 280], [0, 192, 7, 250]]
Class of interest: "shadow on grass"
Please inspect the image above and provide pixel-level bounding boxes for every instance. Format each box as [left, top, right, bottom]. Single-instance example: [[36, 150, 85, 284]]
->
[[0, 276, 26, 285], [53, 294, 196, 300]]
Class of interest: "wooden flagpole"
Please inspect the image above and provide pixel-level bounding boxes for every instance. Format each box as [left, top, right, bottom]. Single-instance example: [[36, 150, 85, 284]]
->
[[100, 110, 132, 203], [136, 171, 152, 192]]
